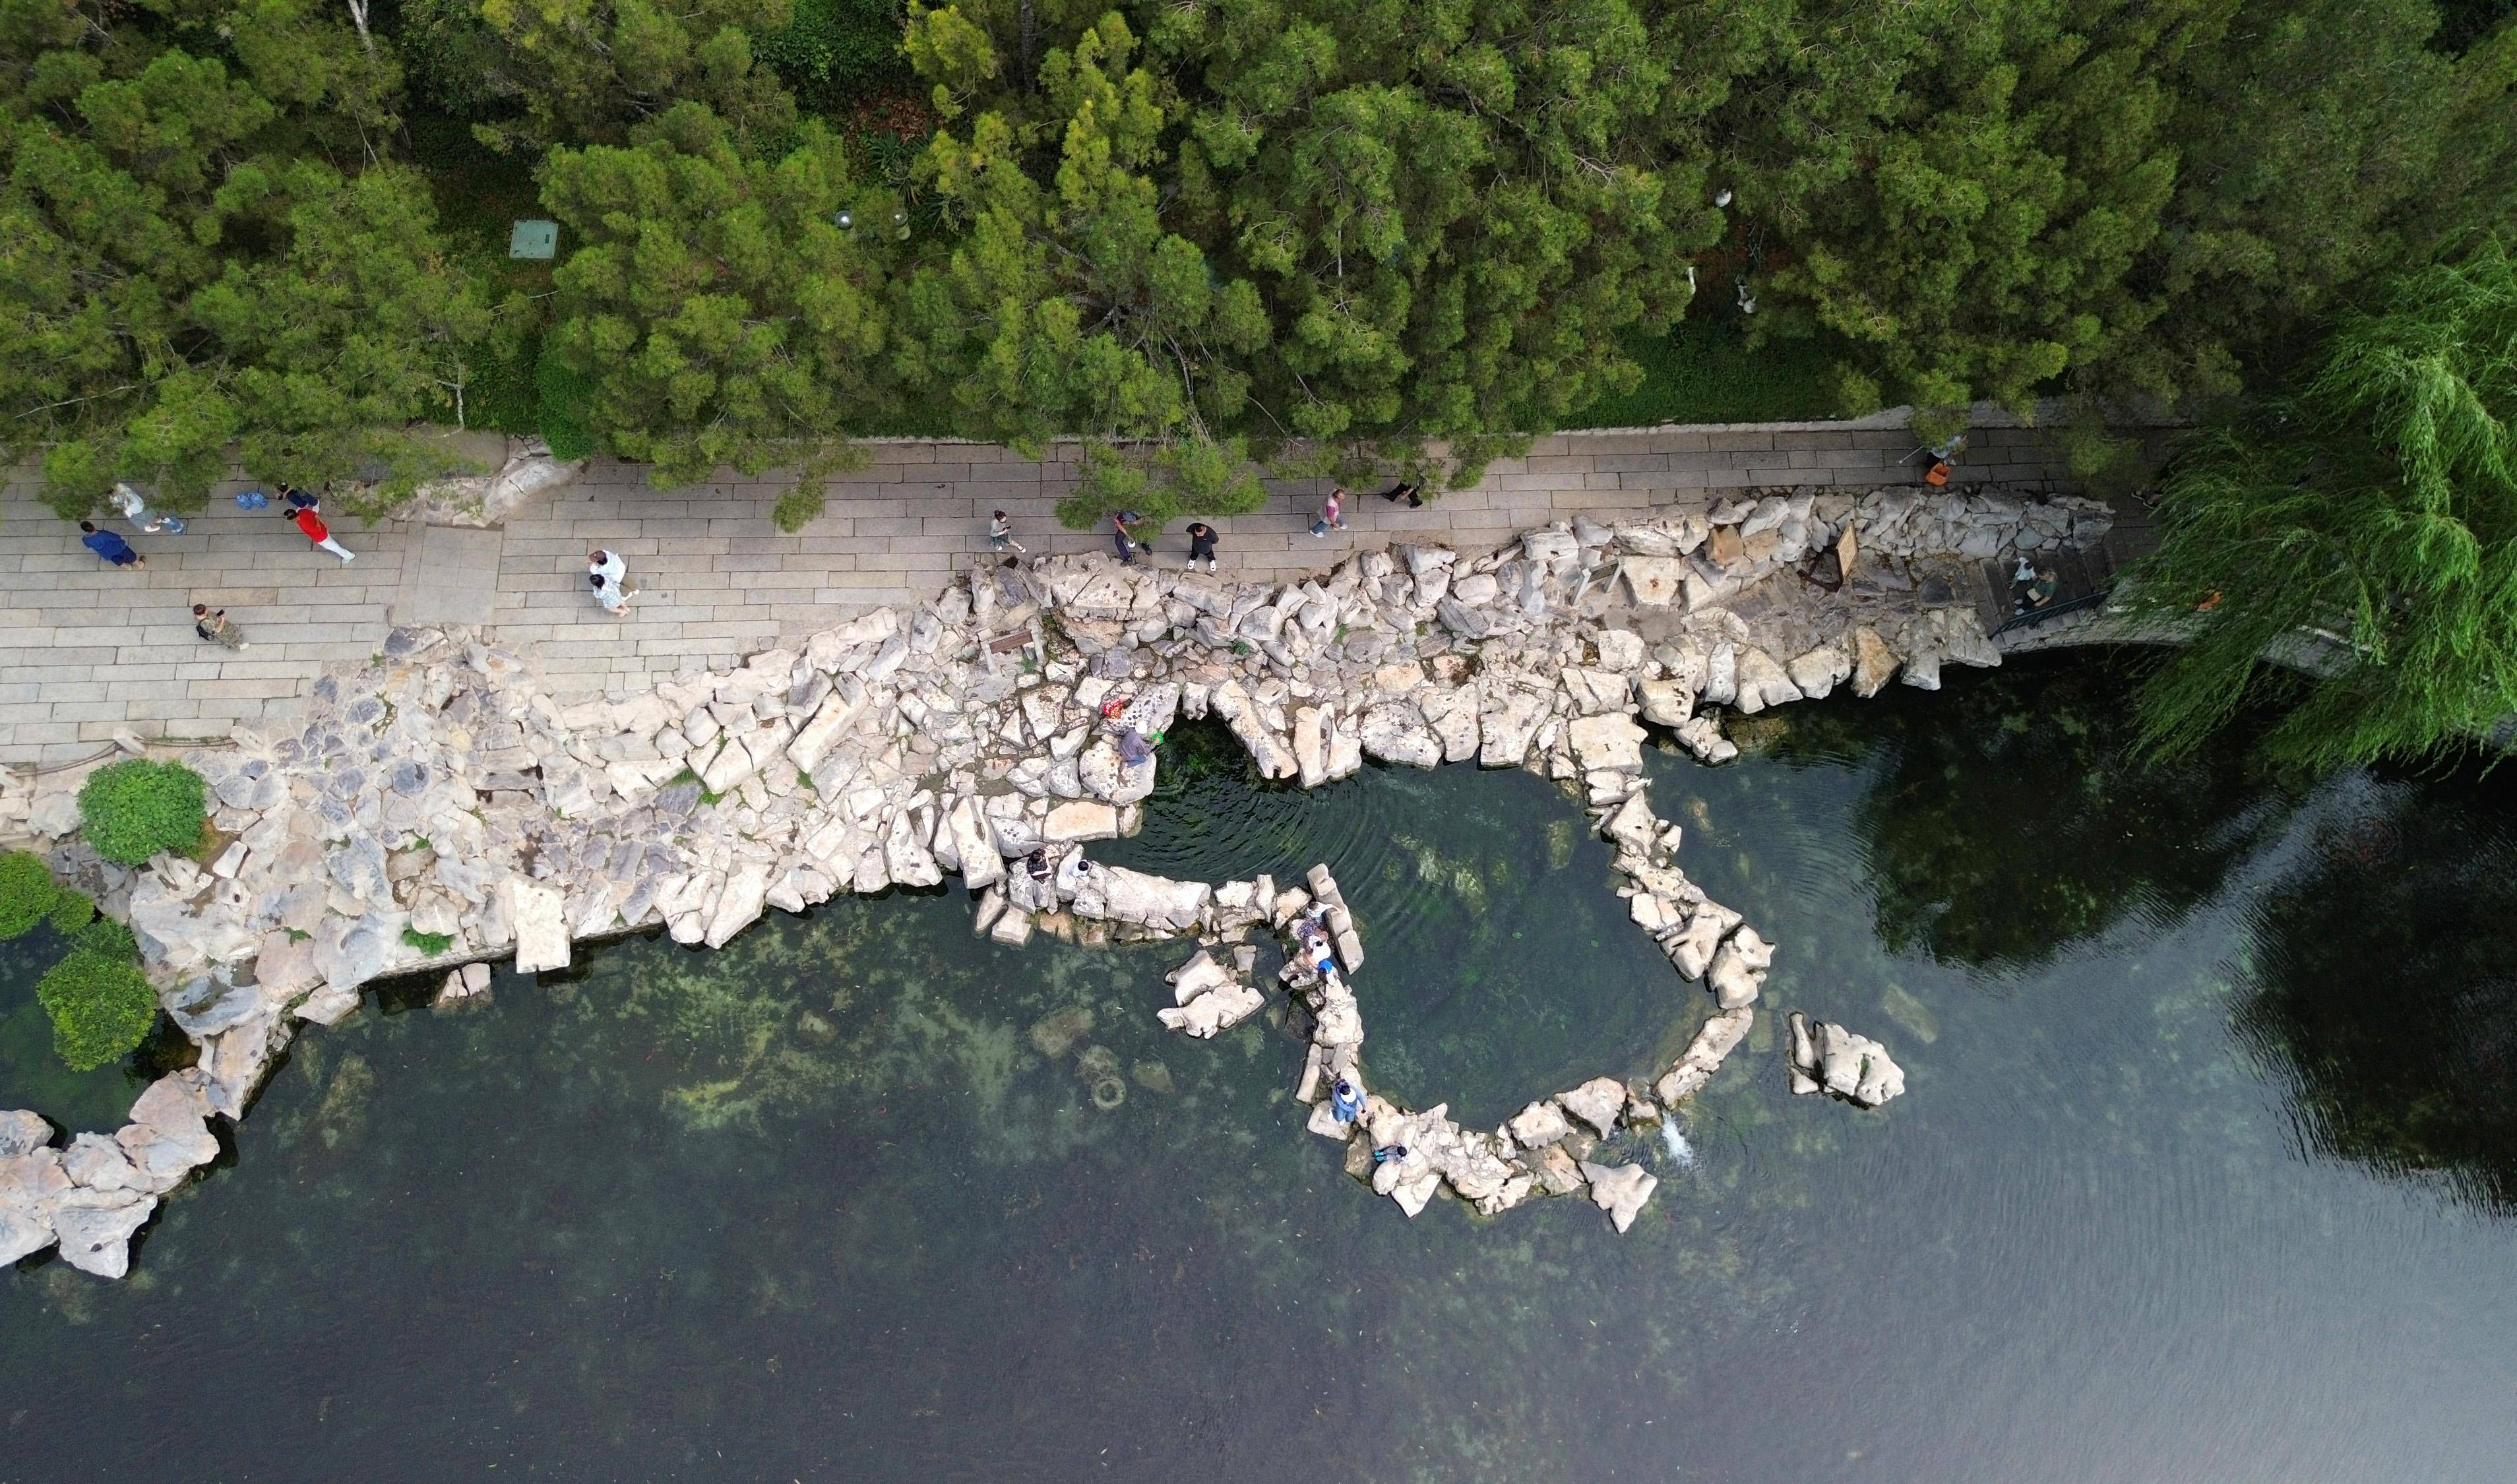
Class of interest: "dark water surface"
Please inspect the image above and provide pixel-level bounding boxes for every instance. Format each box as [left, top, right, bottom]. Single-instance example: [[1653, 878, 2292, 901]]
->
[[7, 654, 2517, 1481]]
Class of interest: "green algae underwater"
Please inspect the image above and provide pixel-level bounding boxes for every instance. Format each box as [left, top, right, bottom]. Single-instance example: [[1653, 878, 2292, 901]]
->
[[7, 652, 2517, 1481]]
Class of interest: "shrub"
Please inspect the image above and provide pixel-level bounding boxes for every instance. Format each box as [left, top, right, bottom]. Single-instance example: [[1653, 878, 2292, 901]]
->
[[77, 915, 139, 963], [77, 759, 208, 866], [46, 886, 96, 934], [755, 0, 910, 108], [534, 345, 596, 462], [36, 951, 158, 1073], [0, 850, 57, 939]]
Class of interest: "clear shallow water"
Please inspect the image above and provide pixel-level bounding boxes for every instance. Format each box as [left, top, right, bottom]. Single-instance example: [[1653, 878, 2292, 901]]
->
[[7, 654, 2517, 1481]]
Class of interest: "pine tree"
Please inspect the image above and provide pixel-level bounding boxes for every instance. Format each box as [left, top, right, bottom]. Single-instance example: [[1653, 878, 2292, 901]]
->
[[542, 102, 900, 493], [2, 0, 491, 515]]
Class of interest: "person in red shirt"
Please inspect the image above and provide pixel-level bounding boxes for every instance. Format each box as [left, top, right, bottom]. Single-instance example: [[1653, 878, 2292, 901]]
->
[[285, 505, 354, 562]]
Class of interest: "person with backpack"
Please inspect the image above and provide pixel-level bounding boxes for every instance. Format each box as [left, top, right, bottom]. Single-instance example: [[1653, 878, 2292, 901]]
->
[[192, 604, 247, 650]]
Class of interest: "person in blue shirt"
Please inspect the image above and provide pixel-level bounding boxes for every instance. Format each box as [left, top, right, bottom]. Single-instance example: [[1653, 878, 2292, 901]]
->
[[78, 522, 145, 569]]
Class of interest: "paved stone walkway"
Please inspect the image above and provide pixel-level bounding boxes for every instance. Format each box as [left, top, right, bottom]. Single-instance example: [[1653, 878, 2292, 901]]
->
[[1, 416, 2080, 767]]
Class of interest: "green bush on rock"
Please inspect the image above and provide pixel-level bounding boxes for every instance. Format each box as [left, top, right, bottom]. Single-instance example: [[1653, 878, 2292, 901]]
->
[[0, 850, 59, 940], [36, 951, 158, 1074], [47, 886, 96, 935], [77, 915, 139, 964], [77, 760, 209, 866]]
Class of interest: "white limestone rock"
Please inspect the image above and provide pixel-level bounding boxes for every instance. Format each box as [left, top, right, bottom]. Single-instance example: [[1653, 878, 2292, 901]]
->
[[1814, 1022, 1907, 1107], [1731, 647, 1804, 714], [53, 1190, 156, 1278], [1656, 1007, 1754, 1104], [1477, 683, 1550, 768], [1359, 703, 1443, 768], [1156, 981, 1265, 1038], [1787, 1010, 1822, 1095], [704, 861, 772, 948], [1578, 1160, 1658, 1233], [505, 877, 570, 973], [1507, 1099, 1572, 1148], [1211, 680, 1299, 780], [1567, 713, 1647, 774], [1706, 926, 1773, 1010], [1417, 686, 1481, 763], [1637, 678, 1693, 728], [1850, 626, 1900, 697], [1042, 800, 1121, 843], [1667, 900, 1742, 981], [1559, 1076, 1628, 1138], [1621, 556, 1687, 606], [1787, 644, 1851, 700]]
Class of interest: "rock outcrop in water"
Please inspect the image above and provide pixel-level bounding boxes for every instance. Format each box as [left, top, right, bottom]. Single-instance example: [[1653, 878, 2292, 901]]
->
[[1789, 1016, 1908, 1108], [3, 481, 2076, 1272]]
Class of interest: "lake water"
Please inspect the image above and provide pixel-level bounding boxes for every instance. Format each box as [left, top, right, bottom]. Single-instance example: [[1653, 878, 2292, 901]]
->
[[6, 652, 2516, 1481]]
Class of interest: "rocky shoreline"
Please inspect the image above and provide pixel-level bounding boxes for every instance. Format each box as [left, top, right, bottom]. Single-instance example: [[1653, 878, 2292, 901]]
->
[[1, 484, 2109, 1274]]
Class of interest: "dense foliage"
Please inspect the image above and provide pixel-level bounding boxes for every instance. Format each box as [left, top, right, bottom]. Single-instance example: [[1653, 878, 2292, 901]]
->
[[0, 849, 57, 940], [1, 0, 2510, 536], [1, 0, 505, 516], [2130, 241, 2517, 771], [77, 759, 209, 866], [35, 946, 157, 1073]]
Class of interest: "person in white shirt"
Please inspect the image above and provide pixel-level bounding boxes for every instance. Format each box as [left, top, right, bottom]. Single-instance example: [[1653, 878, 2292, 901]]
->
[[110, 481, 186, 534], [587, 549, 635, 616]]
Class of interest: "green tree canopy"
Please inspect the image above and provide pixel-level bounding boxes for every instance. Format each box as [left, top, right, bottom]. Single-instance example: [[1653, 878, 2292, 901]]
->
[[897, 0, 1713, 524], [398, 0, 799, 152], [1712, 0, 2214, 427], [1, 0, 494, 514], [2130, 239, 2517, 771], [542, 102, 898, 489], [2116, 0, 2517, 404]]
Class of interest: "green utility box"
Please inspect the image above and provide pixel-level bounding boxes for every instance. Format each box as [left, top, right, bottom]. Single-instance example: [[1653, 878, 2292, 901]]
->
[[508, 220, 559, 260]]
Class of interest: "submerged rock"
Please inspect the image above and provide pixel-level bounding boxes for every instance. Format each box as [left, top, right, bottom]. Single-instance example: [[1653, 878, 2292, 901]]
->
[[1028, 1005, 1094, 1059]]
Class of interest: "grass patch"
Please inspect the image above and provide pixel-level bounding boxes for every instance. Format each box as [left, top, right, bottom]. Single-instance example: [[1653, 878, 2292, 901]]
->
[[1565, 320, 1843, 429], [402, 925, 458, 956]]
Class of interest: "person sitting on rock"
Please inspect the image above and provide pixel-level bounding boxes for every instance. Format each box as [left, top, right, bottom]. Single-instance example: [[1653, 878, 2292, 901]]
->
[[2022, 565, 2059, 611], [1294, 912, 1338, 980], [1117, 726, 1154, 770], [1371, 1143, 1408, 1164], [1330, 1078, 1363, 1125]]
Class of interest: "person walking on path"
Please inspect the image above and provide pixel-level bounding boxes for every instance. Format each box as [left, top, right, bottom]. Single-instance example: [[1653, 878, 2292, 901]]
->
[[1310, 487, 1348, 536], [988, 510, 1027, 555], [587, 549, 635, 616], [78, 522, 145, 569], [1185, 520, 1219, 573], [191, 603, 247, 650], [286, 504, 354, 562], [1111, 510, 1144, 567], [109, 482, 185, 535]]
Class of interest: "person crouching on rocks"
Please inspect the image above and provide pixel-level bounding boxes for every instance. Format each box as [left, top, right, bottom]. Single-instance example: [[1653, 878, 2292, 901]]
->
[[1330, 1077, 1364, 1126]]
